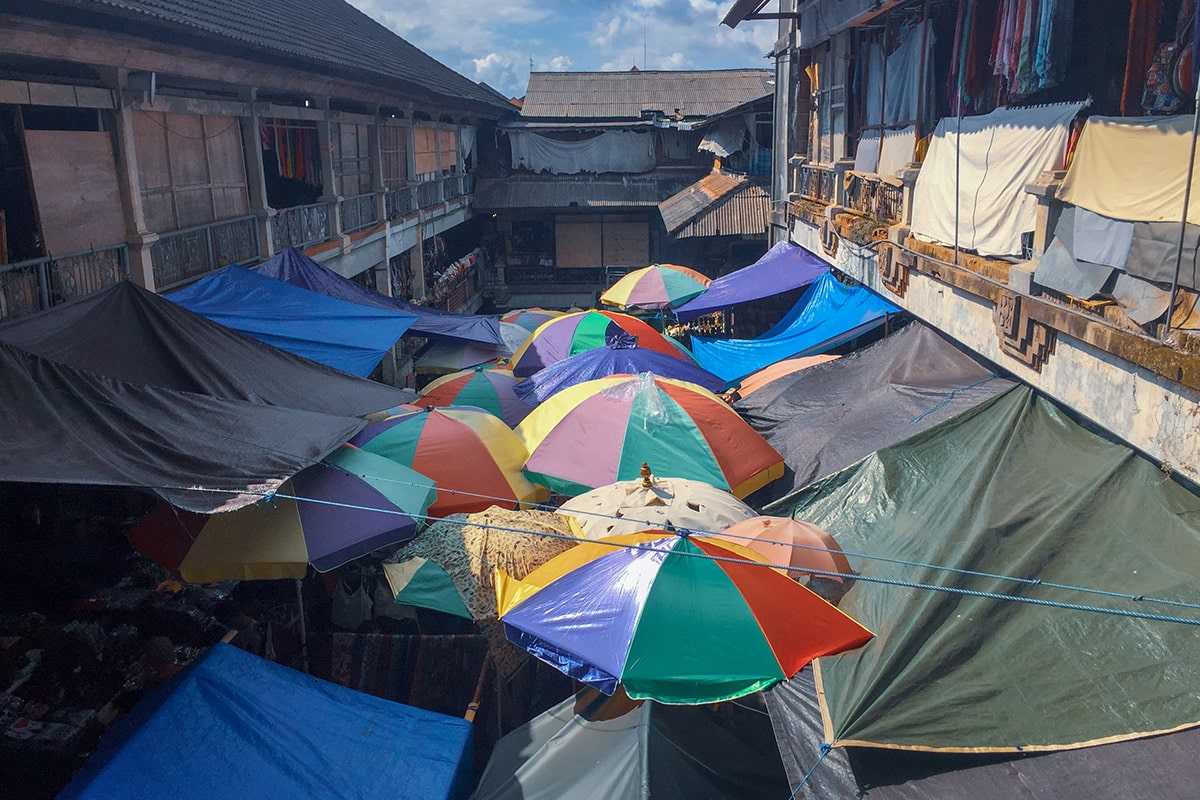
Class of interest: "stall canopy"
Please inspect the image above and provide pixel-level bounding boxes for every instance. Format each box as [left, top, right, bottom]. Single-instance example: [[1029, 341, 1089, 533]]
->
[[674, 241, 827, 322], [0, 280, 411, 416], [765, 669, 1200, 800], [256, 247, 502, 344], [167, 265, 417, 376], [473, 690, 790, 800], [0, 281, 413, 512], [736, 323, 1013, 492], [690, 271, 899, 382], [766, 386, 1200, 752], [59, 643, 474, 800]]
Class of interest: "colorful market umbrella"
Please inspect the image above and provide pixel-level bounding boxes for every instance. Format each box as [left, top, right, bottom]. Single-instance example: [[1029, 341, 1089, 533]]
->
[[415, 322, 530, 374], [714, 517, 853, 582], [509, 311, 688, 377], [349, 406, 548, 517], [557, 470, 757, 539], [415, 365, 530, 426], [128, 446, 437, 581], [599, 264, 711, 310], [513, 340, 725, 405], [500, 307, 565, 334], [515, 373, 784, 498], [496, 529, 874, 703], [730, 354, 841, 399]]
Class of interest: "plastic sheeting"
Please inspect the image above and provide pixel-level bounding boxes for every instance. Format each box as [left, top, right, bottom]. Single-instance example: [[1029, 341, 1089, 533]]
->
[[910, 101, 1085, 257], [59, 643, 474, 800], [766, 386, 1200, 752], [168, 265, 417, 376], [1059, 115, 1200, 227], [690, 271, 899, 383], [472, 691, 790, 800], [674, 241, 828, 322], [508, 130, 656, 174], [736, 324, 1013, 493], [766, 669, 1200, 800], [698, 119, 746, 158], [257, 247, 502, 344]]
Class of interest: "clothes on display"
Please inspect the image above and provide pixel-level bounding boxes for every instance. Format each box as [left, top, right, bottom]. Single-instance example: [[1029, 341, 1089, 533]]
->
[[863, 21, 936, 130]]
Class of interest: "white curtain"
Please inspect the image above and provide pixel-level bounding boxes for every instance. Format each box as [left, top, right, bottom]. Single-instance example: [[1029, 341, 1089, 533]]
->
[[508, 131, 656, 174]]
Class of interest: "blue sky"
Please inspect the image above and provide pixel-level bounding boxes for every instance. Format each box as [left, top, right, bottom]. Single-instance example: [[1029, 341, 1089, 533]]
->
[[348, 0, 779, 99]]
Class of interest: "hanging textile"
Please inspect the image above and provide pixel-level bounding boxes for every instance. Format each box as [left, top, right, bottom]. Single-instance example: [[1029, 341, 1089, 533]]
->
[[1035, 0, 1074, 91], [864, 22, 936, 129], [853, 126, 917, 177], [1123, 0, 1164, 114], [508, 130, 656, 174]]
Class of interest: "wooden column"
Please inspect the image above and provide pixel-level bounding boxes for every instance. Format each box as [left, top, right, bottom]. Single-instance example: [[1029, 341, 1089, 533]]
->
[[314, 98, 343, 243], [238, 88, 274, 259], [106, 69, 158, 289]]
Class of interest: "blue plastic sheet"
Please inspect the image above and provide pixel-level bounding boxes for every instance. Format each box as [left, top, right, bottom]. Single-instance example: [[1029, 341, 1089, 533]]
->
[[257, 248, 502, 344], [59, 643, 474, 800], [691, 271, 900, 382], [674, 241, 827, 322], [168, 266, 416, 376]]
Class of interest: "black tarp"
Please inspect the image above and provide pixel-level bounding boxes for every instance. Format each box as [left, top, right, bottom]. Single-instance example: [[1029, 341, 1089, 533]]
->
[[736, 323, 1013, 494], [0, 281, 413, 416], [765, 670, 1200, 800], [0, 281, 417, 512]]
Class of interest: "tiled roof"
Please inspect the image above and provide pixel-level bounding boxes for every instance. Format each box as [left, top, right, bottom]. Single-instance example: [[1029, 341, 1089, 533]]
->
[[521, 69, 773, 121], [50, 0, 514, 113], [659, 170, 748, 232], [664, 179, 769, 239]]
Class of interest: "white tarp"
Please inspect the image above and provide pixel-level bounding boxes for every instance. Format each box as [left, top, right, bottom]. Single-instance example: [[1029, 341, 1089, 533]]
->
[[910, 101, 1085, 257], [698, 119, 747, 158], [508, 130, 656, 174], [853, 125, 917, 177]]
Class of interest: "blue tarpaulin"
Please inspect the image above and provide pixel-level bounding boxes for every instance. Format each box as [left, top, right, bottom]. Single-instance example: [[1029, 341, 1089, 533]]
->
[[691, 271, 900, 382], [59, 643, 474, 800], [674, 241, 828, 322], [257, 248, 503, 344], [168, 266, 416, 376]]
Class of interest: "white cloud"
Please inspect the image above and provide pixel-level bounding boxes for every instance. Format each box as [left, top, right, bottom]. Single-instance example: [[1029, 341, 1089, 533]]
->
[[544, 56, 575, 72]]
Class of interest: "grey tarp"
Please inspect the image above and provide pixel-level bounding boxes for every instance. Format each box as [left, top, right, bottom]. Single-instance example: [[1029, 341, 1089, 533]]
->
[[765, 386, 1200, 752], [736, 323, 1013, 494], [765, 670, 1200, 800], [472, 690, 789, 800], [0, 281, 416, 512]]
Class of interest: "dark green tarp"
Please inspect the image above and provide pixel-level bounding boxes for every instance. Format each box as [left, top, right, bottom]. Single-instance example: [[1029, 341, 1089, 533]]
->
[[766, 386, 1200, 752]]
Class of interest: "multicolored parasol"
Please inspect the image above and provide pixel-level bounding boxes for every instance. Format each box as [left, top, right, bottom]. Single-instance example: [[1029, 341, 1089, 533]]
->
[[714, 516, 853, 581], [415, 365, 530, 426], [496, 529, 874, 704], [128, 446, 436, 581], [599, 263, 711, 310], [500, 307, 565, 334], [515, 373, 784, 498], [508, 310, 688, 377], [348, 406, 548, 517]]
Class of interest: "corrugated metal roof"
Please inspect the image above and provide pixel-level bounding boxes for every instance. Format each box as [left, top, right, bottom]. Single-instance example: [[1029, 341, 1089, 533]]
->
[[474, 175, 695, 210], [672, 182, 770, 239], [659, 170, 748, 232], [521, 70, 773, 121], [46, 0, 514, 113]]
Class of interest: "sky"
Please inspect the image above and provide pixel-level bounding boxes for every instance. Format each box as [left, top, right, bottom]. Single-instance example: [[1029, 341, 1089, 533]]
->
[[348, 0, 780, 100]]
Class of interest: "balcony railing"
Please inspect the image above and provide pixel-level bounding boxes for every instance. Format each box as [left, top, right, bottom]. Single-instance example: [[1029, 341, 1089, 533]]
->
[[271, 202, 331, 252], [152, 215, 260, 290], [797, 163, 837, 205], [1, 244, 129, 321], [844, 173, 905, 226], [386, 185, 415, 219], [416, 179, 443, 208], [339, 192, 381, 234]]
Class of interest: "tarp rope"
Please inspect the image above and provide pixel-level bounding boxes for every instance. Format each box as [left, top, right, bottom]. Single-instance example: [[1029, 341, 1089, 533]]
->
[[908, 374, 1001, 425], [787, 742, 832, 800]]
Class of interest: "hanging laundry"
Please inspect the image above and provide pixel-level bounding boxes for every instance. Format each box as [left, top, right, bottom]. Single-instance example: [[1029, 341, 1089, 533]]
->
[[1124, 0, 1165, 115], [1035, 0, 1074, 91]]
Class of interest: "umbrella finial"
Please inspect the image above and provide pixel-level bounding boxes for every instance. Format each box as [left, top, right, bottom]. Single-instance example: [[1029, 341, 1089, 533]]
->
[[640, 462, 653, 487]]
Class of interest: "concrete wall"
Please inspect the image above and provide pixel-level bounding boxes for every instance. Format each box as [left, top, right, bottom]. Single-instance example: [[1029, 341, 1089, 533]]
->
[[792, 219, 1200, 485]]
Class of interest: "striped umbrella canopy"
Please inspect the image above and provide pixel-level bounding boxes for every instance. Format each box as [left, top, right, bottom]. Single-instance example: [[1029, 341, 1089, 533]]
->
[[730, 354, 841, 398], [128, 446, 436, 582], [714, 516, 854, 582], [599, 264, 711, 310], [496, 529, 874, 704], [509, 310, 689, 378], [515, 372, 784, 498], [415, 365, 530, 426], [500, 307, 565, 334], [349, 406, 548, 517]]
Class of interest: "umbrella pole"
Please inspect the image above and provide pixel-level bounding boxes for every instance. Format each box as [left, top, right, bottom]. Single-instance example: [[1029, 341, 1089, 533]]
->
[[295, 578, 309, 673], [464, 656, 491, 723]]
